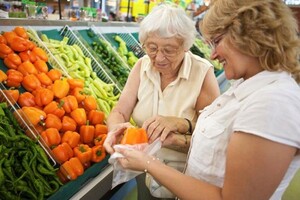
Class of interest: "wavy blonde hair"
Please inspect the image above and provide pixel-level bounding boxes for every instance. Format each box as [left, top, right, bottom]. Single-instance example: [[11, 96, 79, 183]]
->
[[200, 0, 300, 82]]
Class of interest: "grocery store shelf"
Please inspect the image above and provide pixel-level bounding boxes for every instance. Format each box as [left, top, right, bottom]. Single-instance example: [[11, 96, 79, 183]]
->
[[0, 18, 140, 27], [70, 165, 114, 200]]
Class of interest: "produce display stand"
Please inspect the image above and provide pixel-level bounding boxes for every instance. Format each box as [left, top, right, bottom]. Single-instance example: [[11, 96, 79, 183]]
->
[[0, 18, 227, 199]]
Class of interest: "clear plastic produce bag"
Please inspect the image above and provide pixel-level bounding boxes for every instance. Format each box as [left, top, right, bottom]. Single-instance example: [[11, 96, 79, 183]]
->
[[108, 139, 162, 188]]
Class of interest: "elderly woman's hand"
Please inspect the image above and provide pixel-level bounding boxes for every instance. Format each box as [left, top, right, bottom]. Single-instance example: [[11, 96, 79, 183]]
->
[[103, 122, 133, 154], [142, 116, 180, 143]]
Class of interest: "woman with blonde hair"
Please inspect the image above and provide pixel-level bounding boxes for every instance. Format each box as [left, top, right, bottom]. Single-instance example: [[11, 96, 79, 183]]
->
[[115, 0, 300, 199]]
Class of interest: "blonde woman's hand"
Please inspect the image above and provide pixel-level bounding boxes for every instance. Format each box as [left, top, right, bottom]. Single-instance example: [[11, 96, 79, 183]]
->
[[116, 147, 152, 172], [103, 122, 133, 154]]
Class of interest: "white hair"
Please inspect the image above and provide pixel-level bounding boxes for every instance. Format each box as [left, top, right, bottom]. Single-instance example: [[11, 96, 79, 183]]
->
[[139, 3, 196, 50]]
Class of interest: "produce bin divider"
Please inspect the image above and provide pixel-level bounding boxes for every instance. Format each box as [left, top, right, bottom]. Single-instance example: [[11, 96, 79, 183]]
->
[[121, 26, 146, 58], [60, 25, 122, 95]]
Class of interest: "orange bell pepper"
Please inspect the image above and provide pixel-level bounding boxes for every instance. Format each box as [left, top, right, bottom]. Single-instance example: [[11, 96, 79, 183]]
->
[[43, 101, 65, 118], [61, 95, 78, 113], [21, 106, 46, 126], [52, 142, 74, 164], [18, 50, 37, 63], [94, 134, 107, 146], [45, 113, 62, 131], [82, 95, 97, 111], [60, 157, 84, 180], [22, 74, 41, 92], [26, 40, 36, 50], [94, 124, 108, 137], [61, 130, 80, 148], [52, 78, 70, 99], [47, 69, 62, 82], [40, 127, 61, 148], [0, 69, 7, 82], [61, 116, 77, 132], [34, 87, 54, 107], [34, 59, 48, 73], [0, 35, 7, 44], [4, 53, 22, 69], [2, 31, 17, 45], [3, 89, 19, 103], [32, 47, 48, 62], [10, 36, 29, 52], [80, 120, 95, 144], [91, 145, 106, 163], [0, 43, 13, 59], [120, 127, 148, 145], [71, 87, 86, 103], [13, 26, 29, 39], [70, 108, 86, 126], [18, 92, 36, 107], [5, 69, 23, 88], [35, 73, 52, 87], [88, 110, 105, 125], [67, 78, 84, 89], [74, 144, 93, 165], [17, 60, 38, 76]]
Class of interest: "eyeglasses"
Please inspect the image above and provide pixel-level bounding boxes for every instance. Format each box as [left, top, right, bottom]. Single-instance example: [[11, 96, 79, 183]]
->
[[143, 44, 181, 58], [207, 33, 225, 51]]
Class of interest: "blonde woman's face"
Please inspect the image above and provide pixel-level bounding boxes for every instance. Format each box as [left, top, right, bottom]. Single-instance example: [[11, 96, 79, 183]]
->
[[144, 35, 186, 74]]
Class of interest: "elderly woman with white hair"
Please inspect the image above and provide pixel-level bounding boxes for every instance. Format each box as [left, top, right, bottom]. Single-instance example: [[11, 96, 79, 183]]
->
[[103, 3, 220, 199]]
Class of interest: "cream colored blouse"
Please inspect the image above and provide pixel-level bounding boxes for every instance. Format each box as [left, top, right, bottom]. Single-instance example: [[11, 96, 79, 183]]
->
[[132, 51, 212, 127]]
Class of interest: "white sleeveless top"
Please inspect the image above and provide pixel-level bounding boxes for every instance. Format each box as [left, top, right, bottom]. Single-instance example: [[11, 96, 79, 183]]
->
[[132, 51, 212, 127]]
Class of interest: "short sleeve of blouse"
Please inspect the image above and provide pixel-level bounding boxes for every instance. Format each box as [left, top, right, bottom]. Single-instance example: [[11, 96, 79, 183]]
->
[[233, 85, 300, 148]]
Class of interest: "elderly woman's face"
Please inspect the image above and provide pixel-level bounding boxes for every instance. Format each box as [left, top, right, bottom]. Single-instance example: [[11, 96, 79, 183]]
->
[[144, 35, 186, 73]]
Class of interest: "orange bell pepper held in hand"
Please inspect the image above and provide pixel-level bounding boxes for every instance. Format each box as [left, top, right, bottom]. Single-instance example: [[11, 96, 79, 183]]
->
[[91, 145, 106, 163], [60, 157, 84, 180], [74, 144, 93, 165], [120, 127, 148, 145]]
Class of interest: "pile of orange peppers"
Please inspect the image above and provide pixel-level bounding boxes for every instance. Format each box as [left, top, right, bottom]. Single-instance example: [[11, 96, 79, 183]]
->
[[0, 26, 108, 183]]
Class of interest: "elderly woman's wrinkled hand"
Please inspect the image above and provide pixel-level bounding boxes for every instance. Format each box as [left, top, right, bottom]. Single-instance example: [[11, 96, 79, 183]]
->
[[103, 122, 133, 154], [142, 116, 179, 143]]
